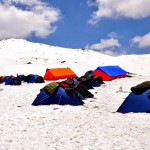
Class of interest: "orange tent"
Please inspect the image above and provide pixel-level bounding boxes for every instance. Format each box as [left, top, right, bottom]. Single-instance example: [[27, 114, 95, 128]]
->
[[44, 68, 77, 80]]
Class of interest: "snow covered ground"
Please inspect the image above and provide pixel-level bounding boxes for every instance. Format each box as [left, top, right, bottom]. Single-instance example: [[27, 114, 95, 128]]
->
[[0, 39, 150, 150]]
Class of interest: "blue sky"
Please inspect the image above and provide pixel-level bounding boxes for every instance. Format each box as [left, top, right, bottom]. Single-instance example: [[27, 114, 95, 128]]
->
[[0, 0, 150, 55]]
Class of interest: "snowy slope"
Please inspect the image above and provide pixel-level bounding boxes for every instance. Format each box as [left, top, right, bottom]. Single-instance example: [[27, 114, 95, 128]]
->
[[0, 38, 150, 76], [0, 39, 150, 150]]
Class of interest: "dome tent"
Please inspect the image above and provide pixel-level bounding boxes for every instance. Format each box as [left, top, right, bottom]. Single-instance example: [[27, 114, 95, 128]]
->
[[26, 74, 44, 83], [4, 76, 21, 85], [117, 81, 150, 113], [32, 82, 84, 106]]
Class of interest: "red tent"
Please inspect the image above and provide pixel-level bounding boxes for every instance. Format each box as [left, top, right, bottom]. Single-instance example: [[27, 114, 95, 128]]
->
[[92, 66, 127, 81]]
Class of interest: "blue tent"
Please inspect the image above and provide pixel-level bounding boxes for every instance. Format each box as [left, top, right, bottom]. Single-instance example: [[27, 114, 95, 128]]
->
[[3, 76, 11, 82], [32, 87, 84, 106], [117, 89, 150, 113], [94, 66, 127, 76], [4, 76, 21, 85], [27, 74, 38, 83], [27, 74, 44, 83], [92, 65, 128, 81], [17, 74, 27, 82]]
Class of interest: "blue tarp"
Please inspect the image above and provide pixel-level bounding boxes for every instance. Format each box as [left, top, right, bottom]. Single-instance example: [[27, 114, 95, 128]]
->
[[117, 89, 150, 113], [93, 65, 127, 76]]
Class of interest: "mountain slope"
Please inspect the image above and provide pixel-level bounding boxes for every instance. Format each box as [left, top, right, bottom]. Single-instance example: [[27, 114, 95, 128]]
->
[[0, 38, 150, 76]]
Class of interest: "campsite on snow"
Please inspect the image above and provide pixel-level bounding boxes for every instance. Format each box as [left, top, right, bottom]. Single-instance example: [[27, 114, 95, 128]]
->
[[0, 39, 150, 149]]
